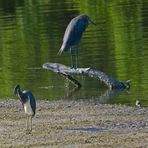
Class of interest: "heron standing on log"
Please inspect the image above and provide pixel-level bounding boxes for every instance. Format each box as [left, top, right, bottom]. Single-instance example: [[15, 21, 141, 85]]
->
[[13, 85, 36, 133], [58, 14, 95, 69]]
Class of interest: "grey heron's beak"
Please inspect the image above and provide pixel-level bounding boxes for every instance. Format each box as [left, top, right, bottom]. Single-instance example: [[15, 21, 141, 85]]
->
[[89, 19, 96, 25]]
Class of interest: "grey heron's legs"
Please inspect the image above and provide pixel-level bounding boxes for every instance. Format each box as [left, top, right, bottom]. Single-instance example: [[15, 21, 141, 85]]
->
[[70, 48, 74, 68], [26, 116, 29, 132], [75, 47, 78, 69], [30, 116, 32, 131], [26, 116, 32, 134]]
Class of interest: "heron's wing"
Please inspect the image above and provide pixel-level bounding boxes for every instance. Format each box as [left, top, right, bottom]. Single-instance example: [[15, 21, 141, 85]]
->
[[63, 18, 87, 47], [27, 92, 36, 115], [19, 91, 28, 104]]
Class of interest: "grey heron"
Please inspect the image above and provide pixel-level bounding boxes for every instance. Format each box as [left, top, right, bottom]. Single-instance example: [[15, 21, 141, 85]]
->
[[13, 85, 36, 133], [58, 14, 95, 69]]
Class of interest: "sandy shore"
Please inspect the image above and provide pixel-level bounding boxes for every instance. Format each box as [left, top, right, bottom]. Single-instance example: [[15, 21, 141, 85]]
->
[[0, 99, 148, 148]]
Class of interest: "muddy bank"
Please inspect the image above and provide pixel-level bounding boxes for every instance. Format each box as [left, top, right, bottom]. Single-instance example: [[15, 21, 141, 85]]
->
[[0, 99, 148, 147]]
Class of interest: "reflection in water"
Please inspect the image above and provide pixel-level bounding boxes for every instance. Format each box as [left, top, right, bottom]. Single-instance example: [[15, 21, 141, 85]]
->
[[63, 87, 81, 99], [0, 0, 147, 105], [63, 86, 129, 104], [95, 89, 130, 104]]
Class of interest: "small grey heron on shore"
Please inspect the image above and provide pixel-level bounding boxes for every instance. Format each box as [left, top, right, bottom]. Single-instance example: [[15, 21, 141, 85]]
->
[[58, 14, 95, 69], [13, 85, 36, 132]]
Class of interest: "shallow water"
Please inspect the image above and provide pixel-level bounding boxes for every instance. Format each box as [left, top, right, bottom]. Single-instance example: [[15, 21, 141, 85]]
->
[[0, 0, 147, 105]]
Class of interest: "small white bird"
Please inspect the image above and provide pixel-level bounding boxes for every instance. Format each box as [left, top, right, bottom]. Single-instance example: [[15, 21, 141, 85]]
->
[[135, 100, 142, 107]]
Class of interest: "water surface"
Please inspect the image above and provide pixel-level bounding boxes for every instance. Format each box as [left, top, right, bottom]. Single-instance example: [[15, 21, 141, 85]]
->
[[0, 0, 147, 105]]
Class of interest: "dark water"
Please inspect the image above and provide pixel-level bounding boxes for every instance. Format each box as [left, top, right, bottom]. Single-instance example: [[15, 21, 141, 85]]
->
[[0, 0, 147, 105]]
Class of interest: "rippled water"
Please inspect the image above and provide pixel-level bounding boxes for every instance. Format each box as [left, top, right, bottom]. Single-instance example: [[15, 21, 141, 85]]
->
[[0, 0, 147, 105]]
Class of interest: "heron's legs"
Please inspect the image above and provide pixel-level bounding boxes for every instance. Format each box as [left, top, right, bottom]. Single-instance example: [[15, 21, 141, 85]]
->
[[75, 47, 78, 69], [70, 48, 74, 68], [26, 116, 29, 131], [30, 116, 32, 131], [26, 116, 32, 133]]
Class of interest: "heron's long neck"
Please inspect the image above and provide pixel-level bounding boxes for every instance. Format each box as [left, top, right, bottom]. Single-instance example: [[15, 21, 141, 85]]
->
[[17, 89, 25, 104]]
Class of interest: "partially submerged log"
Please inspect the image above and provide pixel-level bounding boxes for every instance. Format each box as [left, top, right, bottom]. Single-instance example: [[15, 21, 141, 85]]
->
[[43, 63, 131, 89]]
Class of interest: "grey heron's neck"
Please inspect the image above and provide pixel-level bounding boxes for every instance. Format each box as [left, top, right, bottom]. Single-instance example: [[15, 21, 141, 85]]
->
[[17, 89, 22, 97], [17, 90, 25, 104]]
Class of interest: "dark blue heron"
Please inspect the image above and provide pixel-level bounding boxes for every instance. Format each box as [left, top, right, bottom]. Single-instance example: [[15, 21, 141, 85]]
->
[[13, 85, 36, 132], [58, 14, 95, 69]]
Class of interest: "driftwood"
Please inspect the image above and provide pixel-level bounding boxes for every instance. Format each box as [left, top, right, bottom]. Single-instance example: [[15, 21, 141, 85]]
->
[[43, 63, 131, 89]]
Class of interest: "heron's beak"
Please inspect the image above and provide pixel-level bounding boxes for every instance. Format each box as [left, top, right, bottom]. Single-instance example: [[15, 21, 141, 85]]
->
[[89, 19, 96, 25]]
